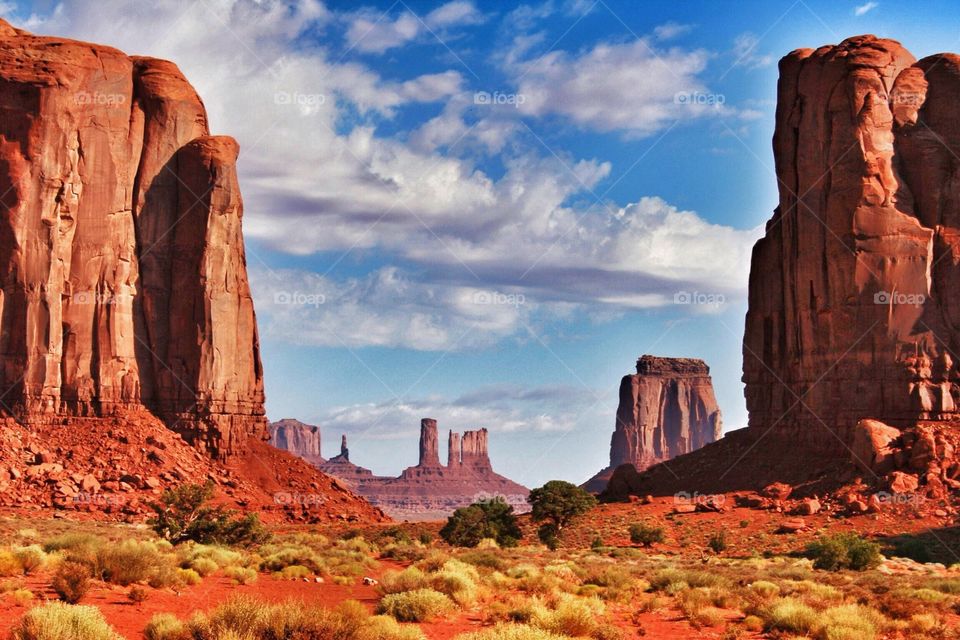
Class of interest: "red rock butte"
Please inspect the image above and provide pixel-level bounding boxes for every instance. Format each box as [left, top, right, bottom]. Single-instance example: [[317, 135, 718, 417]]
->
[[602, 35, 960, 501], [744, 35, 960, 448], [0, 19, 265, 459], [583, 355, 722, 493]]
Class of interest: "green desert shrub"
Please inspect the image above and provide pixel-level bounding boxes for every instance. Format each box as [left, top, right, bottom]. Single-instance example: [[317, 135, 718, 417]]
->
[[11, 602, 121, 640], [440, 498, 522, 548], [149, 482, 270, 546], [628, 523, 665, 547], [377, 588, 454, 622], [528, 481, 596, 548], [806, 533, 881, 571]]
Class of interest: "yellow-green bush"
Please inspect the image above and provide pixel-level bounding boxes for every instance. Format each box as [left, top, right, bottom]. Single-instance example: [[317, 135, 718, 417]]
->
[[143, 613, 188, 640], [224, 566, 258, 585], [11, 602, 121, 640], [377, 588, 454, 622]]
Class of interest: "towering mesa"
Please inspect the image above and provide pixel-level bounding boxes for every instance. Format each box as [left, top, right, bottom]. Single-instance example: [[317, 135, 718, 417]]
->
[[0, 20, 265, 458], [743, 35, 960, 448], [584, 355, 722, 492]]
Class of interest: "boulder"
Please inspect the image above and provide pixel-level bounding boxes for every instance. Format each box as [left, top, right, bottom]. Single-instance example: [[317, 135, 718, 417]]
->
[[851, 420, 901, 473], [888, 471, 920, 494]]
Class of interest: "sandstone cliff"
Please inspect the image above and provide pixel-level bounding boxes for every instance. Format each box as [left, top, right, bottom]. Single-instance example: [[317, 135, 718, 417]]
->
[[0, 19, 265, 459], [268, 419, 324, 465], [583, 355, 722, 492], [743, 35, 960, 449]]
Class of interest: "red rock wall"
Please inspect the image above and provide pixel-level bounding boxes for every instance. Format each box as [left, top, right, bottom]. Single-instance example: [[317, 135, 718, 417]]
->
[[269, 419, 323, 463], [743, 36, 960, 449], [0, 21, 265, 458], [583, 355, 722, 492]]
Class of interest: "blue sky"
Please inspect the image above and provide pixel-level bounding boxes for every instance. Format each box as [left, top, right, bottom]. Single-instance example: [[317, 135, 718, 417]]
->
[[9, 0, 960, 487]]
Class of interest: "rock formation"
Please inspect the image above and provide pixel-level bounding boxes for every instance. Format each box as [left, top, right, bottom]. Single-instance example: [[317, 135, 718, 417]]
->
[[268, 419, 324, 466], [0, 19, 387, 525], [313, 419, 528, 520], [0, 19, 265, 459], [317, 434, 376, 483], [418, 418, 441, 467], [743, 35, 960, 449], [583, 356, 722, 492]]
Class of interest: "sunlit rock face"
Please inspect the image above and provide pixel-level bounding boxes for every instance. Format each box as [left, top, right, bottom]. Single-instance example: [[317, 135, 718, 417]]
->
[[0, 19, 266, 458], [583, 355, 722, 493], [744, 35, 960, 450]]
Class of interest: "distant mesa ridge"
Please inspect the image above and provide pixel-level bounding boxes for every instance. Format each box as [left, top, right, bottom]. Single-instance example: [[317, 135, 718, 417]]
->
[[269, 417, 528, 519]]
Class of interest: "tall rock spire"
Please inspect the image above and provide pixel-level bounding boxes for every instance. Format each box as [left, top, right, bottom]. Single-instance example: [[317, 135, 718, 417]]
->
[[418, 418, 441, 467]]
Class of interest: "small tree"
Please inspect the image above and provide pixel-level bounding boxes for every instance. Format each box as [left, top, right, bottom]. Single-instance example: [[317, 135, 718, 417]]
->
[[149, 482, 270, 546], [440, 498, 522, 547], [528, 480, 596, 548]]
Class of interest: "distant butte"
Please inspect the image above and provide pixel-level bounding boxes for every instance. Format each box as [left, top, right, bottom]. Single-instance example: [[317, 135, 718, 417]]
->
[[583, 355, 722, 493]]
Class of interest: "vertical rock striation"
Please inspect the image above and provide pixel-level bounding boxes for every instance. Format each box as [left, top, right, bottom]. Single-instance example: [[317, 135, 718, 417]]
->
[[419, 418, 441, 467], [583, 355, 722, 492], [743, 35, 960, 449], [268, 419, 323, 465], [0, 20, 266, 458]]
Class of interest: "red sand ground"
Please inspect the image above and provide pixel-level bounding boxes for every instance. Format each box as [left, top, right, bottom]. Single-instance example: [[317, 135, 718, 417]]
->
[[0, 554, 760, 640]]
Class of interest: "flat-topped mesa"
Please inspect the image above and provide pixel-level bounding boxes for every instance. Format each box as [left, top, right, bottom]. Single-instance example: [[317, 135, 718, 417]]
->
[[268, 420, 323, 465], [583, 355, 722, 492], [743, 34, 960, 449], [636, 355, 710, 377], [0, 19, 266, 459]]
